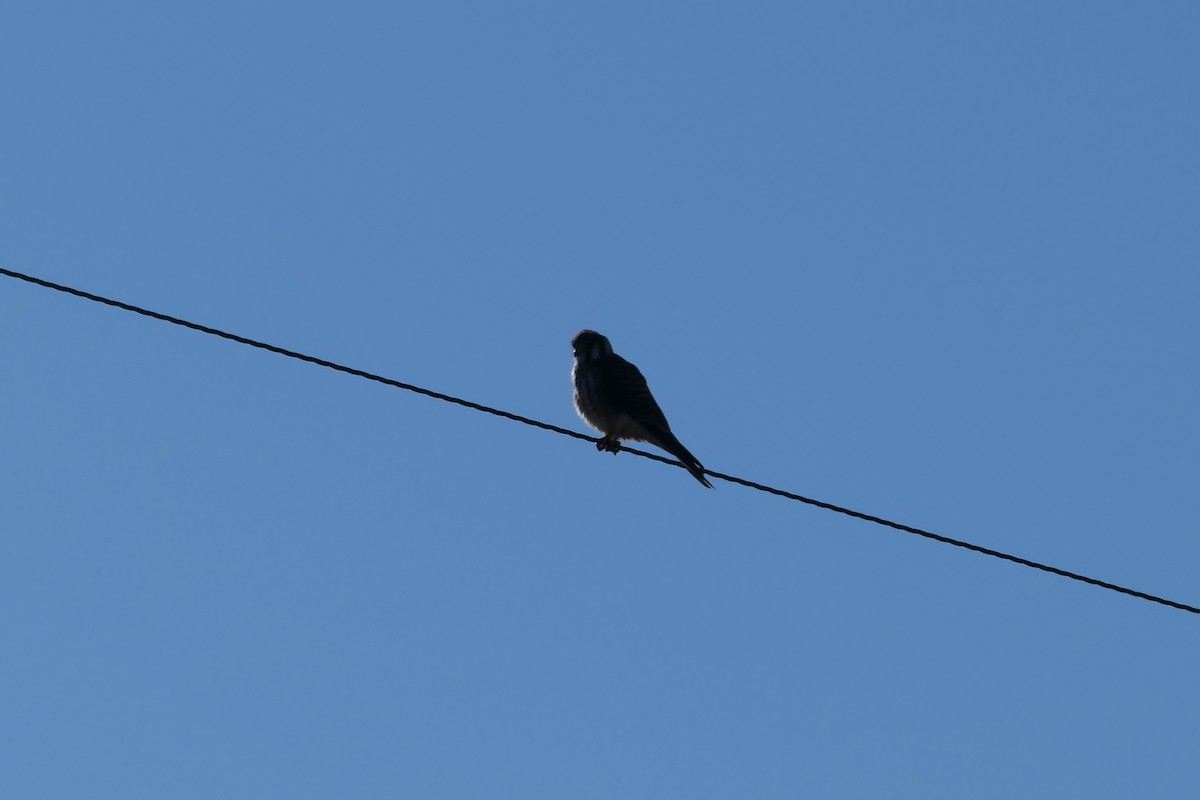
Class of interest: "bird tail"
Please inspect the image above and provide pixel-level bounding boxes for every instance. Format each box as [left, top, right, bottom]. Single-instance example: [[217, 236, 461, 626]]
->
[[647, 425, 714, 489]]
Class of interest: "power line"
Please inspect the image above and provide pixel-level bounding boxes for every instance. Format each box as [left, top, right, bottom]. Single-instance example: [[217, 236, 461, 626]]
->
[[3, 266, 1196, 616]]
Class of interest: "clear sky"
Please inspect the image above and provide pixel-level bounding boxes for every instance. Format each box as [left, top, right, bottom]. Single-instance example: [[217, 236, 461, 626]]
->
[[3, 2, 1198, 798]]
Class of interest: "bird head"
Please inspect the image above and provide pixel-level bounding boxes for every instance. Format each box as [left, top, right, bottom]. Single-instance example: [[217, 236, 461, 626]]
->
[[572, 330, 613, 362]]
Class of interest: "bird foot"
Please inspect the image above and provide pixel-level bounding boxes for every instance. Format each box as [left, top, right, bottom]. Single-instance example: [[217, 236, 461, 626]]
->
[[596, 436, 622, 455]]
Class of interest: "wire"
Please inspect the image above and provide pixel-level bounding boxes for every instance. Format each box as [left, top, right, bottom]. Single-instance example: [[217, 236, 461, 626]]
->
[[3, 266, 1196, 616]]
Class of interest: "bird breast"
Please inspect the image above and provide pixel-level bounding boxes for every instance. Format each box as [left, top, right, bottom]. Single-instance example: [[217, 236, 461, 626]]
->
[[573, 364, 652, 442]]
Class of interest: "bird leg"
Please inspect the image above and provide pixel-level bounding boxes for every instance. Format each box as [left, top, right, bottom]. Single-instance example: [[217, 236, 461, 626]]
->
[[596, 435, 622, 454]]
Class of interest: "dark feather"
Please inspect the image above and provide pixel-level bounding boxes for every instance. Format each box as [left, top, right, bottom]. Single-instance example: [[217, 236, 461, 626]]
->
[[598, 355, 671, 431], [641, 421, 714, 488]]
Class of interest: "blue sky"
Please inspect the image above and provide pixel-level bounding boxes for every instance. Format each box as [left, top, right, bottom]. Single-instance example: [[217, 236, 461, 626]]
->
[[3, 2, 1198, 797]]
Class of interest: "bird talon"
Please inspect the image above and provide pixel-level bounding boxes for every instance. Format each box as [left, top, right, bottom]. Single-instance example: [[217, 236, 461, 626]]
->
[[597, 436, 622, 454]]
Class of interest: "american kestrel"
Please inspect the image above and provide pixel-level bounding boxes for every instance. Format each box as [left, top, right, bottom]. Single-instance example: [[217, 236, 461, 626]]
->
[[571, 329, 713, 488]]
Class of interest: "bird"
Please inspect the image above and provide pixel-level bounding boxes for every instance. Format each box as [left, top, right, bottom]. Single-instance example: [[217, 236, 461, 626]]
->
[[571, 329, 713, 488]]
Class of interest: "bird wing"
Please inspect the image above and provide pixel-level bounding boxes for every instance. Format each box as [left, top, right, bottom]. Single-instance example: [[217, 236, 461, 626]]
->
[[594, 354, 714, 488], [596, 355, 672, 431]]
